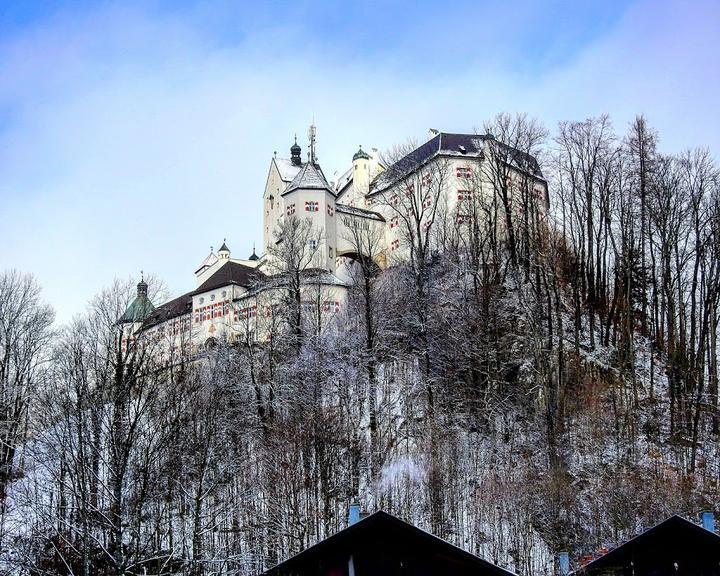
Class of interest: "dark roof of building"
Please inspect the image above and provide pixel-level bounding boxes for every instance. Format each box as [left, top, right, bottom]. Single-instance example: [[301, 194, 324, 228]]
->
[[336, 203, 385, 222], [141, 292, 193, 330], [370, 132, 544, 194], [263, 510, 514, 576], [574, 515, 720, 576], [140, 261, 265, 330], [283, 162, 333, 195], [195, 261, 263, 294]]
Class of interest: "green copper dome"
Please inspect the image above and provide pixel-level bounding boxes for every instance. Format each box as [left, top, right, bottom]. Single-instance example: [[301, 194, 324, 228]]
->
[[118, 279, 155, 324], [353, 146, 370, 161]]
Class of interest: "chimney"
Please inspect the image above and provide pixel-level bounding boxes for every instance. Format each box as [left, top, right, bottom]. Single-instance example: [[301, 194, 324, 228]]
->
[[348, 504, 360, 526], [558, 552, 570, 576], [702, 511, 715, 532]]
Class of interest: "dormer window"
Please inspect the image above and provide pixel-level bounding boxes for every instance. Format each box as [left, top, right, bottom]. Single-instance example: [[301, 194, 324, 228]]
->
[[199, 297, 204, 304], [210, 294, 216, 301]]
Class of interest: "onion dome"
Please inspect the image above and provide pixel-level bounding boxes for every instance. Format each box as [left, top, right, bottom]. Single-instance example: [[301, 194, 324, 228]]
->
[[291, 136, 302, 166]]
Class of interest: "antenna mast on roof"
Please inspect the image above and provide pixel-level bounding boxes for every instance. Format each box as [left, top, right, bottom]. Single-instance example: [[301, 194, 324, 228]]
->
[[308, 123, 317, 165]]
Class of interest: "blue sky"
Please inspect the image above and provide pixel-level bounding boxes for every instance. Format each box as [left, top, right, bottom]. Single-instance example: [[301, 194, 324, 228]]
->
[[0, 0, 718, 321]]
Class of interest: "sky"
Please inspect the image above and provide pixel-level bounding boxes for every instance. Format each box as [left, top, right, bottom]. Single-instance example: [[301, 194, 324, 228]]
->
[[0, 0, 718, 322]]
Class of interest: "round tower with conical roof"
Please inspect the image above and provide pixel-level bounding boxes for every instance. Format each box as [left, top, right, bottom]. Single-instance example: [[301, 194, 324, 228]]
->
[[352, 145, 371, 197]]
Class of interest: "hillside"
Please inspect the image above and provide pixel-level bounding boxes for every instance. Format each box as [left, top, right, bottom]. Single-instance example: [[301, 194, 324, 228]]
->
[[1, 114, 720, 576]]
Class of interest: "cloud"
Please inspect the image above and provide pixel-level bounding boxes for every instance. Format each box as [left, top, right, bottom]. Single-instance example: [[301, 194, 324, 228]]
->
[[0, 0, 717, 321]]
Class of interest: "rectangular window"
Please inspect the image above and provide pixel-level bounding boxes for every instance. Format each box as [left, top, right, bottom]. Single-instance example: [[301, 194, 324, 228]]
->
[[389, 215, 399, 229], [457, 189, 472, 201], [327, 205, 334, 216], [329, 246, 334, 258], [309, 239, 317, 251], [391, 239, 400, 251], [305, 201, 319, 212], [422, 194, 433, 209], [456, 166, 472, 178], [286, 203, 296, 216]]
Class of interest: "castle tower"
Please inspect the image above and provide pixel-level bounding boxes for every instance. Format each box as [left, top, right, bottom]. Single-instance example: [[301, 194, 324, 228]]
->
[[282, 161, 337, 273], [352, 145, 371, 197]]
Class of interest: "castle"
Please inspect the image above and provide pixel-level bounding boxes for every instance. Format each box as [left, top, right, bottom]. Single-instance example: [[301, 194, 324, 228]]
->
[[119, 127, 547, 357]]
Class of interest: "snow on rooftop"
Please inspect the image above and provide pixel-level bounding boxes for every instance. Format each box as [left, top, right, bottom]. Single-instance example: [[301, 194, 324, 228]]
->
[[274, 157, 303, 183]]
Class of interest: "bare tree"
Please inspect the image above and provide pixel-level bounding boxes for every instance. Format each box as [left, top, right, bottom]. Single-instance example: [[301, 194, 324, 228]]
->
[[267, 216, 323, 345], [0, 271, 54, 536]]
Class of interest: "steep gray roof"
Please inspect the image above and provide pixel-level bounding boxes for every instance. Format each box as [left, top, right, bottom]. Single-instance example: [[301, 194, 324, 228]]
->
[[370, 132, 544, 194], [283, 162, 333, 195]]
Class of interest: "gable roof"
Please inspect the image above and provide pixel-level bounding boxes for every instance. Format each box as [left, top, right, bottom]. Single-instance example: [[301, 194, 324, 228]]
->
[[370, 132, 543, 195], [263, 510, 514, 576], [195, 260, 264, 294], [273, 157, 303, 183], [194, 250, 218, 274], [575, 515, 720, 575], [283, 162, 333, 195]]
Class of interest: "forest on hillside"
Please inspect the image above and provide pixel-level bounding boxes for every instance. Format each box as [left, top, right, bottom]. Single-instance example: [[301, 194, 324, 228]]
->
[[2, 113, 720, 576]]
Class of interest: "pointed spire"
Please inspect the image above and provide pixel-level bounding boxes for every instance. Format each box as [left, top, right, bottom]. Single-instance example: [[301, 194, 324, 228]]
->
[[249, 243, 259, 261]]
